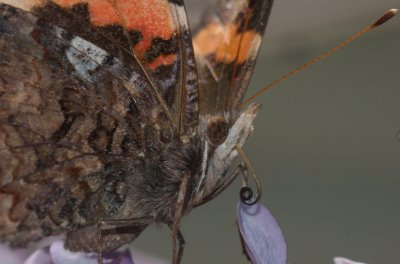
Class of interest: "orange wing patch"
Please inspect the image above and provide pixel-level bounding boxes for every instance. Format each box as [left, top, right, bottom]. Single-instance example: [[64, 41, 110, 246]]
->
[[3, 0, 178, 64], [148, 54, 177, 70], [54, 0, 175, 55], [193, 22, 260, 65]]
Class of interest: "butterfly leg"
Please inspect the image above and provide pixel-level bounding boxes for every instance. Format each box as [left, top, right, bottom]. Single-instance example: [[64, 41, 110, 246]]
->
[[96, 217, 153, 264], [174, 229, 185, 264], [170, 172, 189, 264]]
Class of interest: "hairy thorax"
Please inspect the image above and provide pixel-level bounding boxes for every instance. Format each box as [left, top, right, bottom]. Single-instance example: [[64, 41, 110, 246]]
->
[[65, 138, 203, 252]]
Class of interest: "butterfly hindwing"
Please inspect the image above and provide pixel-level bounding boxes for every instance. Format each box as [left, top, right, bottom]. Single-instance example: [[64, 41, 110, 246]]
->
[[0, 3, 170, 247]]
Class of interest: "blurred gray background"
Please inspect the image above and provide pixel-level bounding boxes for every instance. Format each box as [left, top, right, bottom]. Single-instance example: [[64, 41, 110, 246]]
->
[[134, 0, 400, 263]]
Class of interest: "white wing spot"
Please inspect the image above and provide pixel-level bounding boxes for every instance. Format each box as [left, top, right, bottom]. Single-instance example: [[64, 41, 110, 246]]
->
[[66, 37, 108, 80]]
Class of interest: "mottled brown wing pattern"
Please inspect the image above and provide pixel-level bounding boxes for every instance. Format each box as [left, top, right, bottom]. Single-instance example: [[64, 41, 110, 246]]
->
[[0, 3, 169, 247], [28, 0, 199, 141], [192, 0, 273, 118]]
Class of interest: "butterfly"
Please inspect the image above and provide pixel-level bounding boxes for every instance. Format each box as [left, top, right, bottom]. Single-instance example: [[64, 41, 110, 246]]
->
[[0, 0, 273, 262]]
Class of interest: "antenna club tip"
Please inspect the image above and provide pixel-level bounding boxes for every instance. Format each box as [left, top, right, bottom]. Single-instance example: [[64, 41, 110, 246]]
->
[[373, 8, 398, 27]]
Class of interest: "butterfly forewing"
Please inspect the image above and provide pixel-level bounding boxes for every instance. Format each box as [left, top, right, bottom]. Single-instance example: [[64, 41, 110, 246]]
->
[[192, 0, 273, 118]]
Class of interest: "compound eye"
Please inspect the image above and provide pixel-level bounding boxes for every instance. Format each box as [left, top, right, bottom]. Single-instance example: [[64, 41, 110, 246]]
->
[[206, 115, 229, 147]]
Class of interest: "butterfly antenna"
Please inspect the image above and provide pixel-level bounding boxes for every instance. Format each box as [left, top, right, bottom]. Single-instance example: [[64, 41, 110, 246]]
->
[[242, 9, 398, 107]]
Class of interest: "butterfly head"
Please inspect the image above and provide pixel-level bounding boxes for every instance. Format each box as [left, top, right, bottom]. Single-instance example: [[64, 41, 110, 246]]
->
[[193, 102, 262, 204]]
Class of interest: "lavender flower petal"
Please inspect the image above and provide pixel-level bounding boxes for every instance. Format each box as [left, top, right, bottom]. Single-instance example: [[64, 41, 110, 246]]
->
[[334, 257, 367, 264], [1, 238, 169, 264], [24, 247, 52, 264], [49, 240, 134, 264], [0, 244, 32, 264], [237, 201, 287, 264]]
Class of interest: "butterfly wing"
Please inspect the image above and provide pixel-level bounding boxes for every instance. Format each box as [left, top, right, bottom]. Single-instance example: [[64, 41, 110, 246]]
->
[[31, 0, 199, 141], [0, 0, 199, 248], [0, 3, 151, 245], [192, 0, 273, 118]]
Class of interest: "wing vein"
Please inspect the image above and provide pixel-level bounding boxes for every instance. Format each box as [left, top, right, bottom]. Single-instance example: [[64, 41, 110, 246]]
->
[[106, 0, 176, 132]]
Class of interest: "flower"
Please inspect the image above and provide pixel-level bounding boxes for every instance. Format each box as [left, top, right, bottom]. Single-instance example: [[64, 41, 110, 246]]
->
[[237, 200, 369, 264], [0, 239, 167, 264], [0, 244, 31, 264], [237, 201, 287, 264]]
